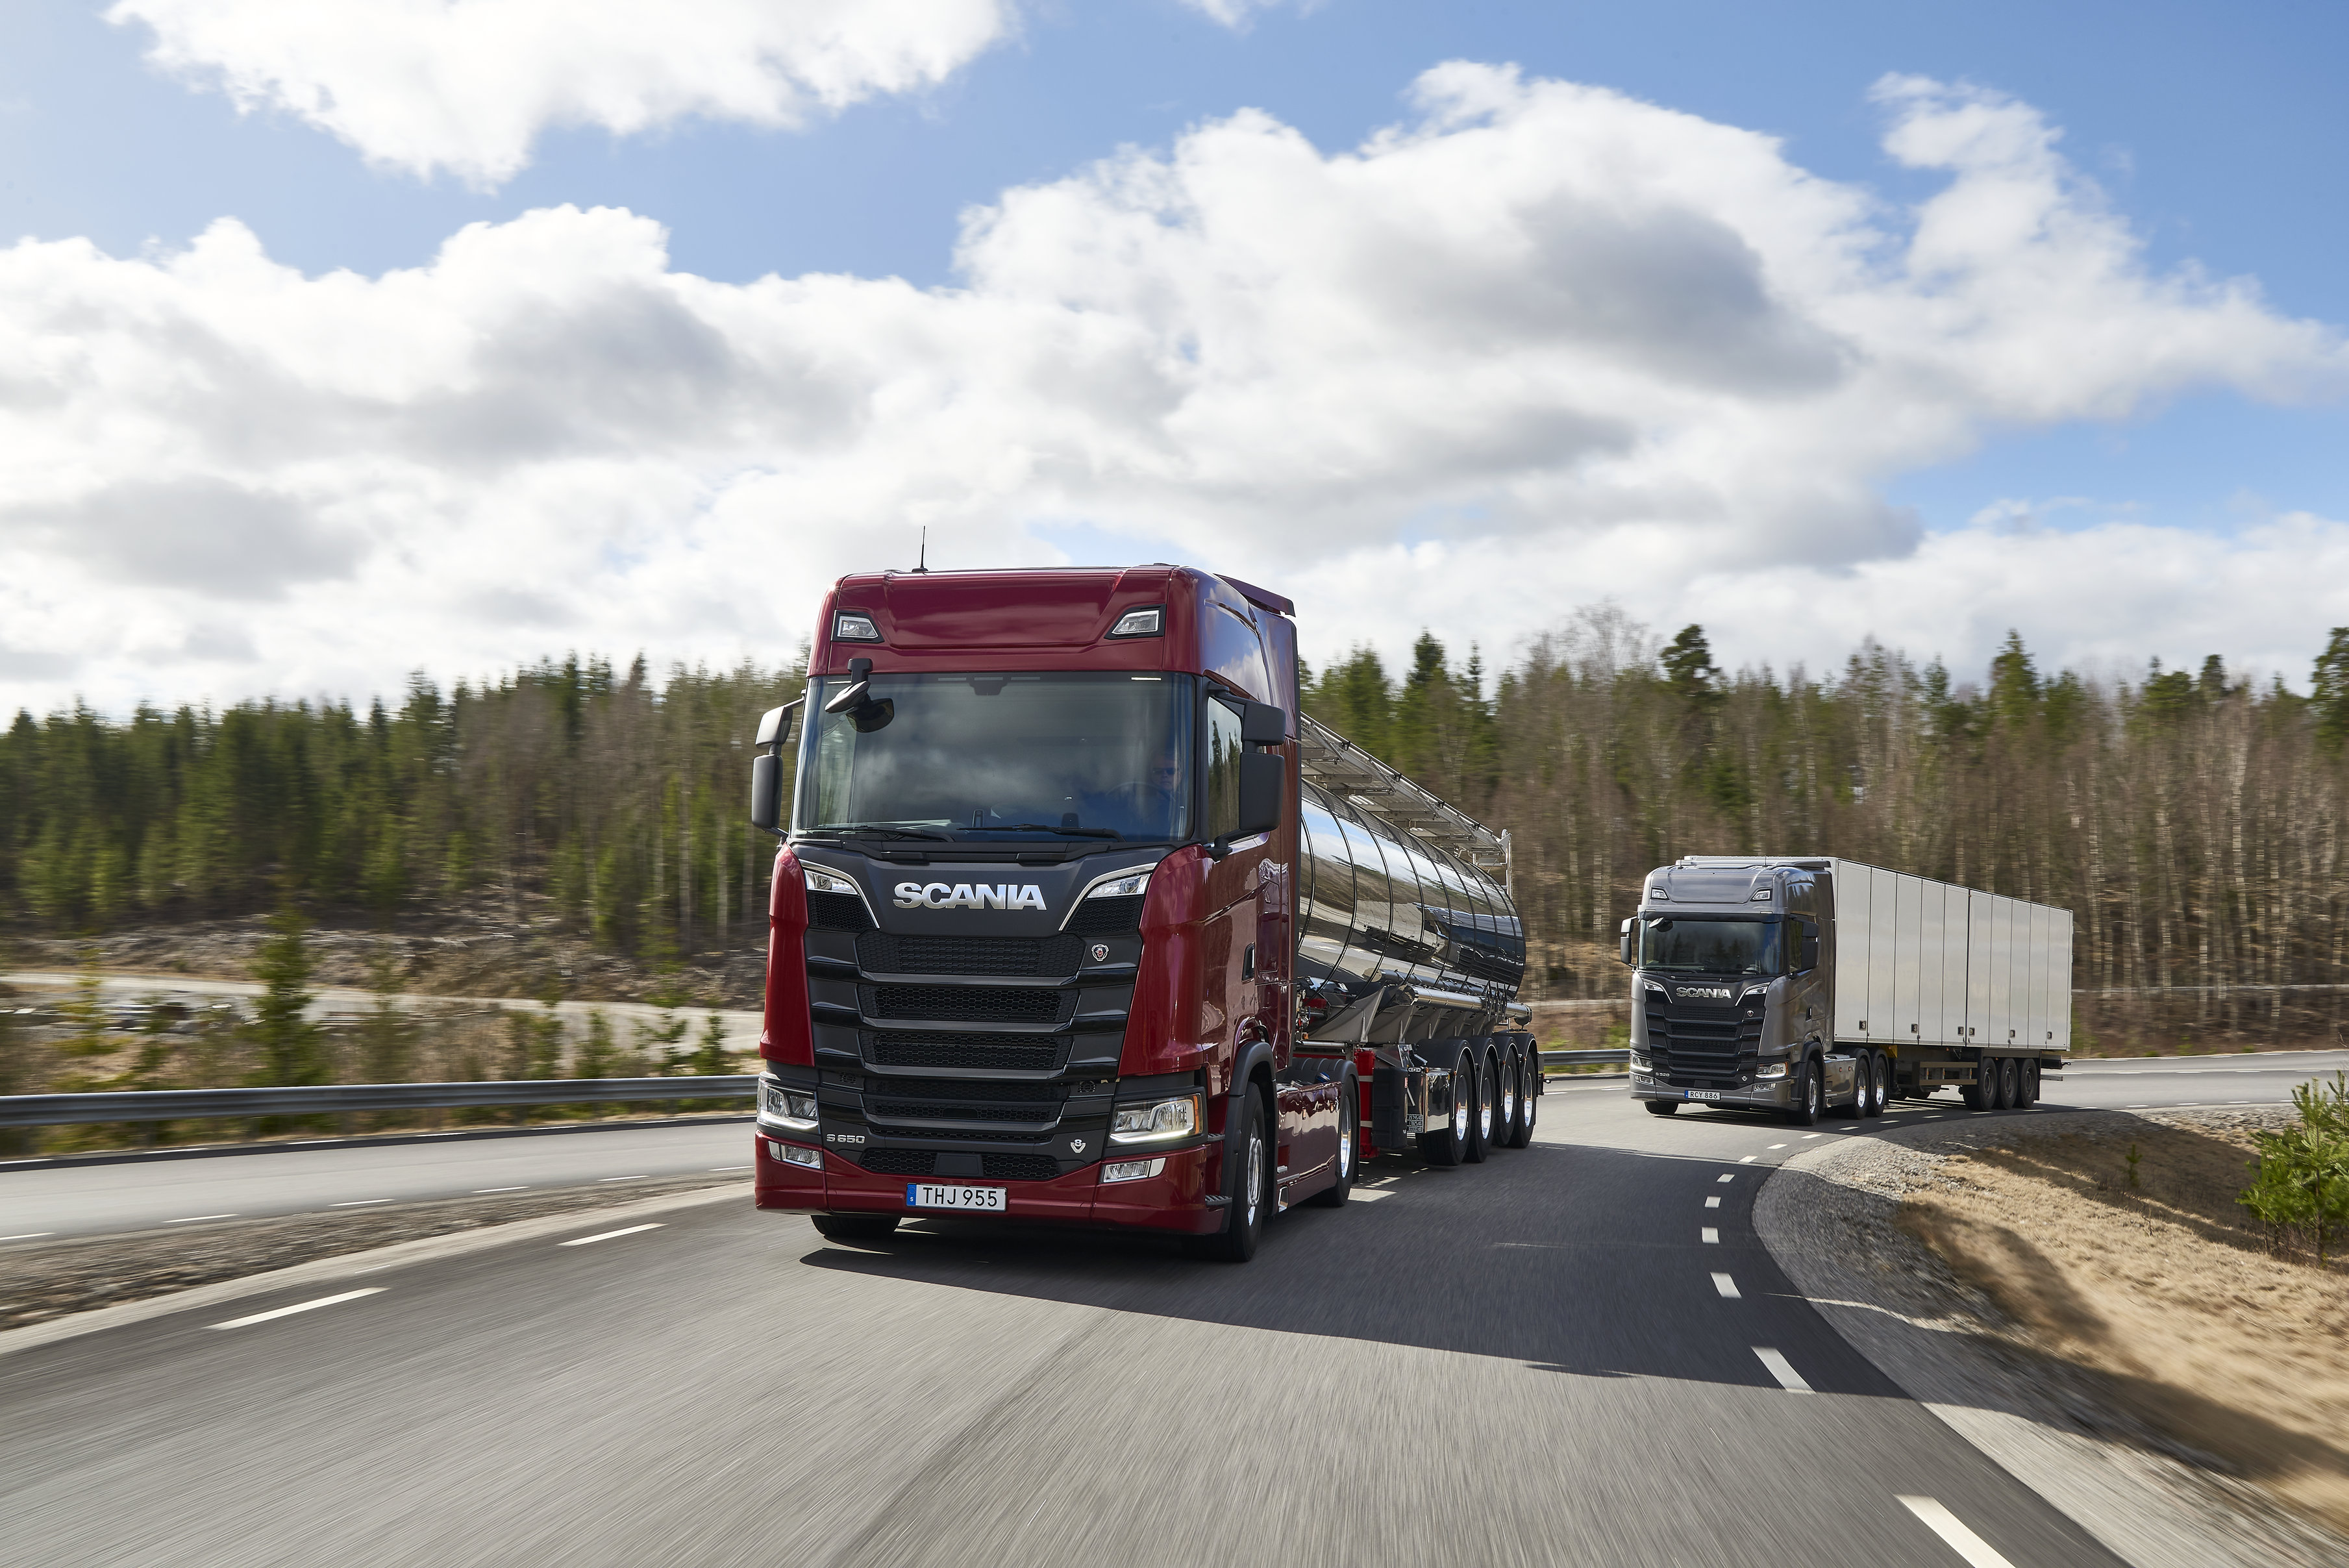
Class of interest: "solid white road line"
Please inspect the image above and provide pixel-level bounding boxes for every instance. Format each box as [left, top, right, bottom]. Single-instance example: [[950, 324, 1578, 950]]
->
[[1712, 1273, 1740, 1298], [1898, 1496, 2017, 1568], [596, 1175, 647, 1183], [473, 1186, 529, 1193], [1705, 1197, 1721, 1208], [331, 1199, 393, 1208], [1, 1232, 54, 1241], [213, 1288, 384, 1330], [164, 1214, 236, 1224], [1701, 1228, 1719, 1244], [1752, 1347, 1812, 1393], [560, 1223, 665, 1247]]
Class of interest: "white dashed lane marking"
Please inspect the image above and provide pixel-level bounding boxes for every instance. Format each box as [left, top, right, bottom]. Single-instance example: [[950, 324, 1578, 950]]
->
[[1701, 1228, 1719, 1244], [164, 1214, 235, 1224], [1752, 1347, 1812, 1392], [1, 1232, 53, 1241], [473, 1186, 529, 1193], [1712, 1273, 1740, 1298], [1767, 1143, 1787, 1150], [1716, 1174, 1734, 1183], [1898, 1496, 2017, 1567], [1738, 1155, 1758, 1164], [1705, 1197, 1721, 1208], [331, 1199, 393, 1208], [596, 1175, 647, 1183], [213, 1288, 384, 1330], [560, 1223, 665, 1247]]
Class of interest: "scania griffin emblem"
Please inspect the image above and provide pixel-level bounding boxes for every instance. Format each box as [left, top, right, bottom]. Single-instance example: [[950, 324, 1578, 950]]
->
[[1088, 943, 1110, 964]]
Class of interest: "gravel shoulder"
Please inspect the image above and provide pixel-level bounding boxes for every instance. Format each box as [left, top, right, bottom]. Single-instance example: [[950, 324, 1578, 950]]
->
[[1757, 1104, 2349, 1568], [1, 1174, 742, 1335]]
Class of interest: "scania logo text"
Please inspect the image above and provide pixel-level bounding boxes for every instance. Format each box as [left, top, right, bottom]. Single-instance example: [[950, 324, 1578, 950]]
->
[[1679, 986, 1733, 1001], [893, 881, 1047, 910]]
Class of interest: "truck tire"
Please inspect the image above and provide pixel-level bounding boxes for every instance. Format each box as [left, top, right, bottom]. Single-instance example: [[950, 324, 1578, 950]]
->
[[1495, 1046, 1521, 1150], [1187, 1084, 1270, 1261], [2022, 1059, 2041, 1106], [1863, 1052, 1887, 1118], [1961, 1060, 1994, 1112], [1645, 1099, 1678, 1116], [1517, 1051, 1540, 1142], [1308, 1089, 1356, 1206], [1785, 1056, 1822, 1126], [1503, 1049, 1534, 1147], [810, 1213, 899, 1242], [1464, 1048, 1498, 1164], [1996, 1056, 2020, 1110], [1417, 1051, 1474, 1167]]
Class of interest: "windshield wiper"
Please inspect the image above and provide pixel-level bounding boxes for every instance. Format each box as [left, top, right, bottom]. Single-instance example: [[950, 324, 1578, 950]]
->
[[810, 823, 953, 841], [973, 823, 1124, 839]]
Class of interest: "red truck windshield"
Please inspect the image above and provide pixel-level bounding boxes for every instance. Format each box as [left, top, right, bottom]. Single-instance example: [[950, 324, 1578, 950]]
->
[[796, 671, 1196, 843]]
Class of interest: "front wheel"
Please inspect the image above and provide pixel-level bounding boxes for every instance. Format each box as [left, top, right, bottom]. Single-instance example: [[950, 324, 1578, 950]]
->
[[810, 1213, 899, 1242], [1308, 1087, 1356, 1207], [1187, 1084, 1270, 1261], [1784, 1058, 1822, 1126], [1644, 1099, 1679, 1117], [1861, 1052, 1886, 1117]]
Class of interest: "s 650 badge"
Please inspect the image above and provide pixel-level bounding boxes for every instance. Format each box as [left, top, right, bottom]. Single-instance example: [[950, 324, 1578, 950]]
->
[[827, 1132, 865, 1145]]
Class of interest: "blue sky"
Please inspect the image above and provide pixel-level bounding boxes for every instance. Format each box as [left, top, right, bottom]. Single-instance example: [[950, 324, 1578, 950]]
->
[[3, 0, 2345, 710]]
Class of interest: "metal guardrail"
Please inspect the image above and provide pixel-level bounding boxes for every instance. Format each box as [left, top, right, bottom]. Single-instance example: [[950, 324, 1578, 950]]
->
[[1543, 1050, 1629, 1067], [0, 1076, 758, 1128]]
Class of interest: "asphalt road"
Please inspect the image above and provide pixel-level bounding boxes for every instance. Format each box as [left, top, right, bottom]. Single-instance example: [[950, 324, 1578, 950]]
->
[[0, 1051, 2334, 1567]]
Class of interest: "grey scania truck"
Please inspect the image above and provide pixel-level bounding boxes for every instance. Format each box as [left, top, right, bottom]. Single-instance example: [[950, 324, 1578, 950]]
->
[[1619, 856, 2072, 1124]]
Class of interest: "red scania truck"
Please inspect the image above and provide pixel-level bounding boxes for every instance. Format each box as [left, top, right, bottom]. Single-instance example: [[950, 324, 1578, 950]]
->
[[745, 564, 1536, 1260]]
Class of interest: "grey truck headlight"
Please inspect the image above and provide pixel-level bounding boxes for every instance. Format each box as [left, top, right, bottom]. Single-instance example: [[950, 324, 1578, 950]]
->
[[761, 1082, 818, 1130], [1110, 1095, 1199, 1144]]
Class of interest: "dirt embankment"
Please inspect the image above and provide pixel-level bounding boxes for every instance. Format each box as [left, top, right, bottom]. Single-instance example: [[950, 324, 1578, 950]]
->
[[1900, 1110, 2349, 1535]]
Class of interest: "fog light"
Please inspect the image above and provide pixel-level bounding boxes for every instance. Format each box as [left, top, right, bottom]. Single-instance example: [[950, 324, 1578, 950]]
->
[[1101, 1158, 1165, 1184], [767, 1140, 821, 1169], [1755, 1062, 1789, 1080], [1110, 1094, 1199, 1144]]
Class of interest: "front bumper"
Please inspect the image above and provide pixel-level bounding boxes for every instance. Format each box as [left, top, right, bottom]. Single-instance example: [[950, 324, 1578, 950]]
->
[[1628, 1072, 1792, 1110], [751, 1134, 1225, 1236]]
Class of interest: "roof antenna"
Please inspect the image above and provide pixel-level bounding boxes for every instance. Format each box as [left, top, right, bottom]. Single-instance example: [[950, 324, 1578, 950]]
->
[[914, 526, 928, 574]]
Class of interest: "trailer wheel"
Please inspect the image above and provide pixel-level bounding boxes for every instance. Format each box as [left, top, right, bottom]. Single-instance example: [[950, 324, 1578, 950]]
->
[[1998, 1056, 2022, 1110], [1187, 1084, 1270, 1262], [1503, 1049, 1535, 1147], [1644, 1099, 1678, 1117], [1463, 1049, 1498, 1164], [1308, 1089, 1356, 1207], [1495, 1047, 1521, 1149], [1784, 1056, 1822, 1126], [1417, 1051, 1474, 1167], [2022, 1059, 2041, 1106], [1961, 1061, 1994, 1112], [1862, 1052, 1887, 1118], [810, 1213, 899, 1242]]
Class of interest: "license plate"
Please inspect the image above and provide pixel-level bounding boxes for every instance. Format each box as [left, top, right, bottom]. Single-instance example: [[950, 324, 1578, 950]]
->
[[906, 1183, 1006, 1212], [1684, 1090, 1721, 1101]]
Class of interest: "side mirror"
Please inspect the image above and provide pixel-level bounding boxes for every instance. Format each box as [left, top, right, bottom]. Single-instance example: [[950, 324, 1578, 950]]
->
[[749, 697, 804, 835], [1618, 917, 1636, 967], [1239, 701, 1286, 746], [822, 657, 876, 715], [1236, 751, 1283, 836], [1798, 932, 1821, 971]]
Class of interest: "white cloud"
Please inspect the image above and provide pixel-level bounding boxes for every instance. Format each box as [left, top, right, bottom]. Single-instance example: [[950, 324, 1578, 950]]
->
[[1174, 0, 1311, 30], [107, 0, 1014, 186], [2, 65, 2345, 717]]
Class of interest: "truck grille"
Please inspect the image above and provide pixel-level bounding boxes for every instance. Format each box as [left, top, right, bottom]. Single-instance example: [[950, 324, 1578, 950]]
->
[[1066, 895, 1144, 936], [856, 933, 1084, 977], [866, 1076, 1066, 1124], [806, 892, 873, 932], [863, 985, 1069, 1025], [858, 1149, 935, 1175], [865, 1032, 1069, 1073], [1644, 992, 1763, 1087], [983, 1154, 1061, 1182]]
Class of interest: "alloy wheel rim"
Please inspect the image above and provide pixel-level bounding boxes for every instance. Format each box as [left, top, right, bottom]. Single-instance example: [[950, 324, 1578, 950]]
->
[[1245, 1128, 1263, 1226], [1338, 1122, 1352, 1180], [1454, 1092, 1469, 1139]]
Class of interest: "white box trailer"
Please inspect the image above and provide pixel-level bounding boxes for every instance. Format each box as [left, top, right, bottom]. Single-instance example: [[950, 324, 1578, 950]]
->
[[1824, 859, 2072, 1056], [1620, 855, 2072, 1123]]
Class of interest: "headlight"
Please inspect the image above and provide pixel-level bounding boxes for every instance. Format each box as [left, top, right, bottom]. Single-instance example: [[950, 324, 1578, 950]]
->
[[803, 865, 858, 896], [761, 1081, 819, 1129], [1754, 1062, 1789, 1080], [1088, 869, 1151, 900], [1630, 1052, 1652, 1071], [1110, 1094, 1199, 1144]]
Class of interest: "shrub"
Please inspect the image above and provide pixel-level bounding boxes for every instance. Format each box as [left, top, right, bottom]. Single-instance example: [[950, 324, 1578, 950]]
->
[[2239, 1073, 2349, 1265]]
